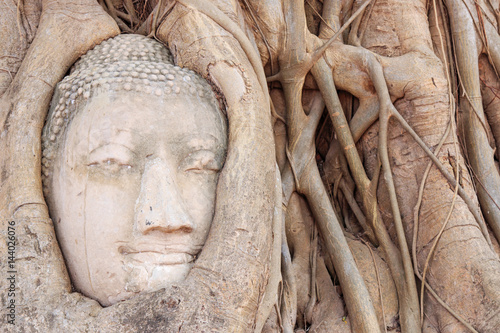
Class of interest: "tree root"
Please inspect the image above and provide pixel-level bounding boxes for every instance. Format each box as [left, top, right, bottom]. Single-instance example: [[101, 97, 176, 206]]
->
[[360, 237, 387, 333], [254, 166, 284, 333], [445, 0, 500, 245], [412, 121, 451, 320], [389, 107, 493, 249], [271, 2, 381, 332], [309, 44, 421, 332], [177, 0, 269, 107], [304, 225, 318, 325]]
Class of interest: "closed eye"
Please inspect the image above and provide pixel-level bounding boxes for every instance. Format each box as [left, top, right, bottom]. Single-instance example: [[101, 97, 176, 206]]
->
[[88, 158, 133, 173], [87, 144, 135, 174], [186, 165, 219, 174], [88, 158, 132, 167], [181, 150, 221, 174]]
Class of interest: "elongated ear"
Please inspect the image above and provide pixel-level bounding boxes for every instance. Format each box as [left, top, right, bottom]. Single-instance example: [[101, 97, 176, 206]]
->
[[0, 0, 119, 304], [155, 1, 279, 330]]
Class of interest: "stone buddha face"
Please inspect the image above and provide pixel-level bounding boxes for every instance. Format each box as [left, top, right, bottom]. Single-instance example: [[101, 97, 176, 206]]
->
[[42, 35, 227, 306]]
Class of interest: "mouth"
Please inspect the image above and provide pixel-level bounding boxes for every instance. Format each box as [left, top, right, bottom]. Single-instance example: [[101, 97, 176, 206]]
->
[[118, 245, 196, 265]]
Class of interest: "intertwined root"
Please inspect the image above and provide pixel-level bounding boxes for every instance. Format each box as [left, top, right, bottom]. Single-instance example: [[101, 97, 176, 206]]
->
[[258, 0, 500, 331]]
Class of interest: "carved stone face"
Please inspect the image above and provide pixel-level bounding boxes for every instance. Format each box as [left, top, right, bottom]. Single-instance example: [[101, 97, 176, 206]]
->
[[48, 90, 226, 306]]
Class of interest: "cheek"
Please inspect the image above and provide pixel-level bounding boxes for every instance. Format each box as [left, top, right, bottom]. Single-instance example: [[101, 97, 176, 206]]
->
[[51, 171, 86, 265], [84, 174, 141, 242], [81, 175, 140, 293], [178, 174, 218, 231]]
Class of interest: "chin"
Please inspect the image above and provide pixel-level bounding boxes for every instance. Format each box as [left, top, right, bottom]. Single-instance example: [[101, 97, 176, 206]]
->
[[96, 262, 193, 306]]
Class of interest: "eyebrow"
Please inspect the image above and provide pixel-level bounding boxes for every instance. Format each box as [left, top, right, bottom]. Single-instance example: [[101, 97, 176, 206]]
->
[[179, 134, 224, 152], [185, 134, 220, 145], [88, 142, 136, 156], [89, 126, 148, 140]]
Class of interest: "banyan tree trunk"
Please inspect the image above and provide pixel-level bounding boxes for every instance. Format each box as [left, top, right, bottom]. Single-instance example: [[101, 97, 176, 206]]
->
[[360, 1, 500, 331]]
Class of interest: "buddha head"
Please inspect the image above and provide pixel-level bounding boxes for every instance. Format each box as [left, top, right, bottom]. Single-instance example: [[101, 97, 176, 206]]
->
[[41, 34, 227, 306]]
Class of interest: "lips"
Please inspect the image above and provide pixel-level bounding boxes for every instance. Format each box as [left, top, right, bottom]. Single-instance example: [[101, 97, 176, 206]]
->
[[117, 244, 197, 265]]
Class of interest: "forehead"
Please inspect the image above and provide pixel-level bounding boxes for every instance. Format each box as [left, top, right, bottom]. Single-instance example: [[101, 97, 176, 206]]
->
[[66, 90, 226, 151]]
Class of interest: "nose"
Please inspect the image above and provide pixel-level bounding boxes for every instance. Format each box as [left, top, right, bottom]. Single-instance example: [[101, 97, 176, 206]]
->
[[134, 158, 193, 235]]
